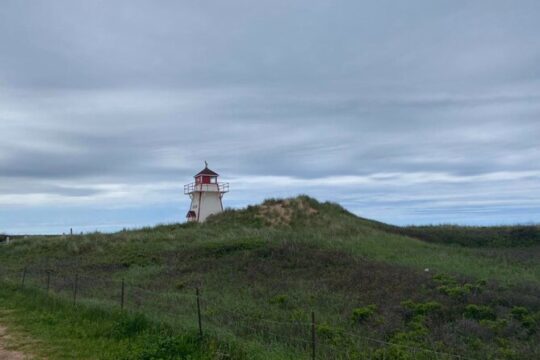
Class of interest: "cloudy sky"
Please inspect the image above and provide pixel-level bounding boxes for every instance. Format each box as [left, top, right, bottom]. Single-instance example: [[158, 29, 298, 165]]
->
[[1, 1, 540, 234]]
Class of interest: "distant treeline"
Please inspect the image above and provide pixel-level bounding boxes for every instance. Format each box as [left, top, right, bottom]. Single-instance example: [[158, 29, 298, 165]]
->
[[399, 224, 540, 247]]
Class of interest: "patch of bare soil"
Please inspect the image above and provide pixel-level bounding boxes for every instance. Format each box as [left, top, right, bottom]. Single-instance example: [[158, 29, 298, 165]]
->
[[0, 326, 26, 360]]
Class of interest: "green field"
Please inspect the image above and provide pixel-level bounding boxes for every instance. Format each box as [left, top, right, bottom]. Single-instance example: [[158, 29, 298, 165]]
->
[[1, 196, 539, 359]]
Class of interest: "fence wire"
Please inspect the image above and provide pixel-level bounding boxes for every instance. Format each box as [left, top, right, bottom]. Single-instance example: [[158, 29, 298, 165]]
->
[[0, 264, 471, 360]]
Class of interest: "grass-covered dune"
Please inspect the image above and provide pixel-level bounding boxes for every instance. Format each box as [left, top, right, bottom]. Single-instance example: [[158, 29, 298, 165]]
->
[[402, 224, 540, 248], [342, 215, 540, 248], [0, 196, 539, 359]]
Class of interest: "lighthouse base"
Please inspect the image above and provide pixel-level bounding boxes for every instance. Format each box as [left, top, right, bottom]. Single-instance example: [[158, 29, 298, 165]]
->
[[187, 190, 224, 222]]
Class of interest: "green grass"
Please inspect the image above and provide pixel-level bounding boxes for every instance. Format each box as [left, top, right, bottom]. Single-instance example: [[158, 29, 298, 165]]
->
[[3, 198, 539, 286], [0, 284, 256, 360], [401, 224, 540, 247], [0, 195, 539, 359], [307, 229, 540, 285]]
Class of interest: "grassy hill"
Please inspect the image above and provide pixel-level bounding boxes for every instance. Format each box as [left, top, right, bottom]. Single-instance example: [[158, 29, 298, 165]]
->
[[0, 196, 539, 359], [400, 224, 540, 248]]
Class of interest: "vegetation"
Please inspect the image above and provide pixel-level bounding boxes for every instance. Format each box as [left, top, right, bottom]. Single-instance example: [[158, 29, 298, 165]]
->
[[0, 196, 539, 359], [351, 216, 540, 248], [0, 285, 245, 359], [351, 305, 377, 323], [401, 224, 540, 248]]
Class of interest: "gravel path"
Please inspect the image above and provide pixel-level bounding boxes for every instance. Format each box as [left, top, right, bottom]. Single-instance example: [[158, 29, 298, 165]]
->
[[0, 326, 25, 360]]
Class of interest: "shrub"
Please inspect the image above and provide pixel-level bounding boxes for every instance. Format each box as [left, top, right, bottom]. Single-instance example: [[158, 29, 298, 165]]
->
[[510, 306, 529, 321], [433, 274, 474, 300], [391, 315, 429, 347], [463, 283, 482, 294], [351, 304, 377, 323], [510, 307, 537, 333], [521, 316, 537, 333], [402, 300, 442, 316], [433, 273, 457, 286], [480, 319, 508, 334], [433, 274, 486, 300], [438, 285, 470, 300], [464, 305, 496, 321], [316, 323, 343, 345]]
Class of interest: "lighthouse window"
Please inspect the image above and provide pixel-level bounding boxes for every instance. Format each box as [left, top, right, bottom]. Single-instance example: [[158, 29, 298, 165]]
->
[[210, 177, 217, 183]]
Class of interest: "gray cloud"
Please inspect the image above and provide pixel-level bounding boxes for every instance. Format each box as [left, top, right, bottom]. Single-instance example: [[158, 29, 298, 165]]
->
[[1, 0, 540, 232]]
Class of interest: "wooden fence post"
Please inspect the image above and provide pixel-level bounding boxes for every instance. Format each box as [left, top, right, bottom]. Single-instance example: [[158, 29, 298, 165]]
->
[[196, 287, 203, 338], [311, 311, 316, 360], [21, 267, 27, 289], [121, 278, 125, 310], [46, 271, 51, 295], [73, 273, 79, 305]]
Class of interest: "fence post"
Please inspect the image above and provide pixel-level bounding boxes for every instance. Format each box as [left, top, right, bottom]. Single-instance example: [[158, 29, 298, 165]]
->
[[120, 278, 125, 310], [196, 287, 203, 338], [311, 311, 316, 360], [21, 267, 27, 289], [46, 271, 51, 295], [73, 273, 79, 305]]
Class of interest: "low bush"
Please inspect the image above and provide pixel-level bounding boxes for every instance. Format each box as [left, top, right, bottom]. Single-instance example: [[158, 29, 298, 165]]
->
[[464, 305, 496, 321], [351, 304, 377, 323], [510, 306, 538, 334], [510, 306, 529, 321], [402, 300, 442, 316]]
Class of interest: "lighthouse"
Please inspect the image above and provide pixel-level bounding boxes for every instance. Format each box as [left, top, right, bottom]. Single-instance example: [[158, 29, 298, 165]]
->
[[184, 162, 229, 222]]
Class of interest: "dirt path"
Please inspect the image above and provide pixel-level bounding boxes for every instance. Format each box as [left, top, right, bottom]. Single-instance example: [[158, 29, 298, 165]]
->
[[0, 325, 25, 360]]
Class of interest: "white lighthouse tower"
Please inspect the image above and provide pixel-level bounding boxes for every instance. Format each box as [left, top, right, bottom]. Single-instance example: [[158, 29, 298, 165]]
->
[[184, 162, 229, 222]]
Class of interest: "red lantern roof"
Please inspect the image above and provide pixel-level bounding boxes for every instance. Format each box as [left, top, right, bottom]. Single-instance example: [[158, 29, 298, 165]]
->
[[195, 165, 219, 177]]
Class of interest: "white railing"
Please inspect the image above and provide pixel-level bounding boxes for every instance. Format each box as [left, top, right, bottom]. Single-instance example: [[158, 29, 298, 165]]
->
[[184, 182, 229, 195]]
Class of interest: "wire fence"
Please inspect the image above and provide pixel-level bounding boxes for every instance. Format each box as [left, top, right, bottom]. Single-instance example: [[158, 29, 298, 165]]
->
[[0, 263, 470, 360]]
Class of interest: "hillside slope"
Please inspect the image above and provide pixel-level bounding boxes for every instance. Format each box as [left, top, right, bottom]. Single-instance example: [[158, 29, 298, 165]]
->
[[0, 196, 539, 359]]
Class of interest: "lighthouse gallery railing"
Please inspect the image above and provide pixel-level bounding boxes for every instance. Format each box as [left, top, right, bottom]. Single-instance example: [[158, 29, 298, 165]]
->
[[184, 182, 229, 195]]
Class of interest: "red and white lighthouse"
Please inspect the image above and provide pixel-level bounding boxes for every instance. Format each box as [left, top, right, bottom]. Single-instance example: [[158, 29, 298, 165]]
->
[[184, 162, 229, 222]]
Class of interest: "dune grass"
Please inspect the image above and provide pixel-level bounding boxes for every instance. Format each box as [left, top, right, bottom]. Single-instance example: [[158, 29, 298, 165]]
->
[[2, 201, 538, 287], [0, 196, 538, 359]]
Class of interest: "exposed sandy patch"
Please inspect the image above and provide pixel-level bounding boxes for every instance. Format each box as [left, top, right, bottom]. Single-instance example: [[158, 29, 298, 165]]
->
[[257, 198, 318, 226], [258, 201, 293, 226], [0, 326, 27, 360]]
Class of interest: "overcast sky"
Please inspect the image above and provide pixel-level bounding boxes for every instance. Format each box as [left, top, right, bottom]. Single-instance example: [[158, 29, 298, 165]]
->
[[1, 1, 540, 234]]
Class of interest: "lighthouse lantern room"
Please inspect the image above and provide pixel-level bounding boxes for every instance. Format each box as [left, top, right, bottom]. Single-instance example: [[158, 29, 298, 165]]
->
[[184, 162, 229, 222]]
